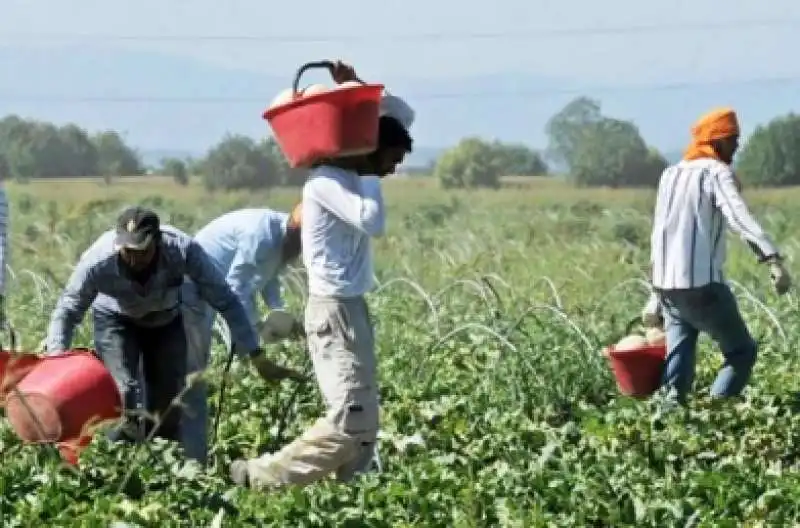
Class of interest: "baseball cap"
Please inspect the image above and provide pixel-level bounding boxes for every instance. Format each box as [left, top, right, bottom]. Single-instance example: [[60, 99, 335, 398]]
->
[[114, 206, 161, 251]]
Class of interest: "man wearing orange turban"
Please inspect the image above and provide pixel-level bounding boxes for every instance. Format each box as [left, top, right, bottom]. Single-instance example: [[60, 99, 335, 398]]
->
[[641, 107, 791, 410]]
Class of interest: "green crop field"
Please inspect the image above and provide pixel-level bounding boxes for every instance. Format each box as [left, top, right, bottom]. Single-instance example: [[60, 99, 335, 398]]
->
[[1, 176, 800, 526]]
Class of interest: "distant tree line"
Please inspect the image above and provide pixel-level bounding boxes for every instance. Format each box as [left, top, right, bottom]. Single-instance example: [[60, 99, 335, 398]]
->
[[2, 98, 800, 190], [0, 115, 143, 181]]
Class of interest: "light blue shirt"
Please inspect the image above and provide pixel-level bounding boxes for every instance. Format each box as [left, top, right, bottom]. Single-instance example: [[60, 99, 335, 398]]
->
[[301, 165, 386, 298], [45, 226, 259, 358], [192, 208, 290, 327]]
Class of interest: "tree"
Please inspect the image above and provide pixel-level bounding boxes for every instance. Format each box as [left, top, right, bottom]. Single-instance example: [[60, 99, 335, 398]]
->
[[161, 158, 189, 186], [487, 141, 548, 176], [200, 134, 281, 191], [0, 116, 143, 180], [434, 137, 501, 189], [545, 97, 666, 187], [92, 131, 144, 177], [735, 113, 800, 187], [259, 138, 308, 187]]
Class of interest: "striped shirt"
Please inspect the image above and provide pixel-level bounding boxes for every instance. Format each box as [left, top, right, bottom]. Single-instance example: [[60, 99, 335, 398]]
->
[[0, 184, 8, 295], [650, 158, 780, 290], [302, 165, 385, 298]]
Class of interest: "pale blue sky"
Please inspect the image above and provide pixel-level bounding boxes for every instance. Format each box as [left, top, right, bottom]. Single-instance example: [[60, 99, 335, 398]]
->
[[1, 1, 799, 158]]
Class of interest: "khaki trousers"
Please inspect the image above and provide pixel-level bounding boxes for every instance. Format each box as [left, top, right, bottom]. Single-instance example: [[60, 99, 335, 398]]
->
[[245, 295, 379, 488]]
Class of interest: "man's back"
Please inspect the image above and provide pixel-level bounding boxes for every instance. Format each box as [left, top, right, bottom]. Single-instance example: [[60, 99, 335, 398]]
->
[[301, 165, 385, 298], [650, 158, 777, 290], [194, 208, 288, 275]]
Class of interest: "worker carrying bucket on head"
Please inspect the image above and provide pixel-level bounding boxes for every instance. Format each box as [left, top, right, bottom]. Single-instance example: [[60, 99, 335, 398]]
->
[[44, 206, 302, 445], [642, 107, 791, 410], [229, 60, 415, 490], [180, 205, 305, 464]]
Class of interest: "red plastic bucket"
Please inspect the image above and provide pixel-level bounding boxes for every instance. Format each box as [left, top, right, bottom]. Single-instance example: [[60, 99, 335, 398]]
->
[[4, 350, 122, 445], [605, 343, 667, 398], [0, 351, 42, 404], [263, 60, 384, 168]]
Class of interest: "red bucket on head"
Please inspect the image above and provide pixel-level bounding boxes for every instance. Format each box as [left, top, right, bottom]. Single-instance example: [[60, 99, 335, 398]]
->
[[4, 350, 123, 448], [605, 343, 667, 398], [263, 61, 384, 168]]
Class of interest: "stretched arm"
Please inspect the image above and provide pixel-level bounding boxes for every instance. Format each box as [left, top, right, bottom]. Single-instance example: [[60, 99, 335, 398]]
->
[[225, 233, 268, 328], [259, 276, 285, 311], [45, 258, 100, 353], [307, 172, 385, 237], [711, 168, 780, 261], [185, 240, 259, 358]]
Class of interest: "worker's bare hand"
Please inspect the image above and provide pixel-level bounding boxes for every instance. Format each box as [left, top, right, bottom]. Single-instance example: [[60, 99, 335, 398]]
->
[[331, 60, 358, 84], [250, 353, 305, 383]]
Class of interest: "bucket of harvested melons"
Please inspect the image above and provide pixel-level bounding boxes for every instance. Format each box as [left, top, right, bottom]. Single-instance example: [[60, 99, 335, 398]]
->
[[603, 318, 667, 398], [263, 60, 385, 168]]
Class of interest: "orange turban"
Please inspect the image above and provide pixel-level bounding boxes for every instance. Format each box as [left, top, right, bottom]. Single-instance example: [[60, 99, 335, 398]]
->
[[683, 107, 740, 162], [288, 202, 302, 229]]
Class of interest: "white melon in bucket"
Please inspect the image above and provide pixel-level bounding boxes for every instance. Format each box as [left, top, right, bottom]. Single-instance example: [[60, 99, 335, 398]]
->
[[269, 88, 295, 109], [301, 83, 329, 97], [337, 81, 362, 89], [614, 334, 648, 352]]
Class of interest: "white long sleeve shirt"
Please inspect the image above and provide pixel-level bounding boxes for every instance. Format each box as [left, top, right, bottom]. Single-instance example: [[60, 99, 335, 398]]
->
[[649, 158, 779, 290], [301, 165, 385, 298]]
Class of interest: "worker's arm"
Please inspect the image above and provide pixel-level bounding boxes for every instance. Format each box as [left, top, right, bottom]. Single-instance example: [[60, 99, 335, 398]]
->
[[225, 231, 269, 329], [45, 257, 100, 354], [259, 276, 285, 311], [711, 168, 781, 262], [185, 239, 259, 358], [306, 171, 386, 237]]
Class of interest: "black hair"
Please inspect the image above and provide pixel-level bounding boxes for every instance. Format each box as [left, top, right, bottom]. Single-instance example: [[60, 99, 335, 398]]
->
[[377, 116, 413, 152]]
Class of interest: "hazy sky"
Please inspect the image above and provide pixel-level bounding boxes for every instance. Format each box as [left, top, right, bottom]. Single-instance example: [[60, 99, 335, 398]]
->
[[1, 1, 799, 154], [3, 0, 797, 81]]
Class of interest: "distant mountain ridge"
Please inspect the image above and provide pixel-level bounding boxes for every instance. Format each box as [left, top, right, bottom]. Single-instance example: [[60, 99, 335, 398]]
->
[[2, 46, 797, 168]]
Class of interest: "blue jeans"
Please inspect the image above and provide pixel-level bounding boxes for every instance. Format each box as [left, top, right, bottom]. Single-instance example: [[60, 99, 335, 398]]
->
[[659, 282, 757, 403], [180, 281, 216, 464], [93, 309, 188, 443]]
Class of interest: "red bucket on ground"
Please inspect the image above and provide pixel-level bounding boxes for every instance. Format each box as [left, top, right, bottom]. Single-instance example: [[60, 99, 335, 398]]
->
[[605, 343, 667, 398], [263, 61, 384, 168], [4, 350, 122, 463], [0, 351, 43, 403]]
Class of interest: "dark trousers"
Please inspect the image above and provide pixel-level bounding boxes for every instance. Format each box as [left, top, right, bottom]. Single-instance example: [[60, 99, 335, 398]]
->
[[92, 309, 188, 443]]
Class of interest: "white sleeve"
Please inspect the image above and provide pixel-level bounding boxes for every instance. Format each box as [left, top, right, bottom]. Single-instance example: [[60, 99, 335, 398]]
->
[[306, 172, 385, 237]]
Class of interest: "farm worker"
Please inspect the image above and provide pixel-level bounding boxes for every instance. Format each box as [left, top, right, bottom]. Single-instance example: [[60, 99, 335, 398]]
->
[[643, 107, 791, 407], [44, 206, 301, 444], [180, 205, 305, 464], [229, 64, 415, 489]]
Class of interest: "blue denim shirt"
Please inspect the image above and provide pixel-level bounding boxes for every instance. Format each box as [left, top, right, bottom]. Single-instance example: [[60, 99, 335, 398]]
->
[[45, 226, 259, 357], [192, 208, 290, 327]]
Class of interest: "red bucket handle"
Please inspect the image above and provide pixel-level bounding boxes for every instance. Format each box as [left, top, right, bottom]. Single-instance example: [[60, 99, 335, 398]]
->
[[291, 60, 367, 95]]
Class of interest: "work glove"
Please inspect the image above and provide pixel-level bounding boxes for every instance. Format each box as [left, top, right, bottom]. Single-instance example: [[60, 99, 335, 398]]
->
[[769, 259, 792, 295], [248, 349, 305, 383]]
